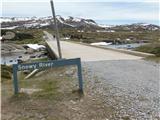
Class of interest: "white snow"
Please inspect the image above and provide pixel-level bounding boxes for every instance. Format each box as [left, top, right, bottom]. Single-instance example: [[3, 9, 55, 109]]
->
[[56, 16, 64, 23], [126, 38, 131, 41], [14, 17, 31, 21], [63, 22, 76, 27], [27, 44, 46, 50], [40, 16, 52, 20], [40, 23, 50, 27], [84, 21, 97, 25], [151, 27, 158, 30], [65, 16, 82, 22], [0, 18, 12, 23], [98, 24, 114, 28], [141, 23, 150, 26], [90, 42, 112, 46], [24, 23, 39, 28], [96, 30, 115, 33], [72, 17, 81, 22], [107, 30, 115, 32], [0, 17, 32, 23], [78, 30, 84, 32], [64, 37, 70, 40], [1, 26, 19, 30], [136, 23, 150, 26]]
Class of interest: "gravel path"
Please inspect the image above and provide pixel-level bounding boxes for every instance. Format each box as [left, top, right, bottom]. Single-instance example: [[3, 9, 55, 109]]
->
[[83, 60, 160, 119]]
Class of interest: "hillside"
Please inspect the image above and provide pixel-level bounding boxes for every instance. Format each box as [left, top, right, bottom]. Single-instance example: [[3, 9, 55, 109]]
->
[[1, 16, 160, 57], [1, 16, 159, 32]]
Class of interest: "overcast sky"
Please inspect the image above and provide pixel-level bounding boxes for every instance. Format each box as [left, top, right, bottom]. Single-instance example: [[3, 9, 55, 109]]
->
[[1, 0, 159, 25]]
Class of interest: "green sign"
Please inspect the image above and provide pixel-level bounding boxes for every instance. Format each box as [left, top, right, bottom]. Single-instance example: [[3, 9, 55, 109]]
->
[[13, 58, 83, 94]]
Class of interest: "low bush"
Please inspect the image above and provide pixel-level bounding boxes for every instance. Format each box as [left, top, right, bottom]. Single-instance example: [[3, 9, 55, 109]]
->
[[135, 43, 160, 57]]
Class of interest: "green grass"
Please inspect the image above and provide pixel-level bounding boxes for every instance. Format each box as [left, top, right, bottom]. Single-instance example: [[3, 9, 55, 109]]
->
[[46, 28, 160, 44], [17, 68, 69, 100], [135, 43, 160, 57], [135, 41, 160, 62], [6, 70, 62, 104], [32, 79, 60, 100], [144, 56, 160, 63], [10, 93, 30, 102], [14, 37, 44, 44], [3, 28, 160, 45], [2, 29, 45, 44], [1, 65, 12, 81]]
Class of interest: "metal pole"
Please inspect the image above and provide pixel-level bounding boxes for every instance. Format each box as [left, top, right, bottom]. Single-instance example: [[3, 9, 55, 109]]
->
[[77, 58, 83, 93], [13, 65, 19, 94], [50, 0, 62, 59]]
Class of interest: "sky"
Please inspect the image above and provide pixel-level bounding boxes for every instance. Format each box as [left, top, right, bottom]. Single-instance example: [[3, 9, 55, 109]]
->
[[1, 0, 159, 25]]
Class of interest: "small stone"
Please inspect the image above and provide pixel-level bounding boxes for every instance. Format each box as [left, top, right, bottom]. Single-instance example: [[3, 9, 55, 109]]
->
[[72, 108, 78, 111], [59, 74, 63, 77], [70, 100, 76, 104]]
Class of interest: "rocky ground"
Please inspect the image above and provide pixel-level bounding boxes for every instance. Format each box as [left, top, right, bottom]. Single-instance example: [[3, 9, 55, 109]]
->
[[83, 59, 160, 120], [2, 66, 114, 120], [1, 59, 160, 120]]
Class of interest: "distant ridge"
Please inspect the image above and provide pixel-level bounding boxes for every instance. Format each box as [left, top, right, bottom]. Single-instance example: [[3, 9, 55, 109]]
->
[[1, 16, 159, 31]]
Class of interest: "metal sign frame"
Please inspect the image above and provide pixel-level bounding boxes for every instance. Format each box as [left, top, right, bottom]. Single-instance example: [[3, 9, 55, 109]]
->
[[12, 58, 83, 94]]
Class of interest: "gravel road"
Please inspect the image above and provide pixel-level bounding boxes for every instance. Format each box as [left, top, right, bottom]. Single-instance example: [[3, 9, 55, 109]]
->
[[44, 31, 160, 119], [83, 60, 160, 119], [44, 31, 142, 61]]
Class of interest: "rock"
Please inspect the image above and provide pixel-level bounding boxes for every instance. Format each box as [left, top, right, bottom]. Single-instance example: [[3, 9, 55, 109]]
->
[[20, 88, 42, 94], [72, 108, 78, 111], [70, 100, 76, 104], [59, 74, 63, 77], [65, 70, 74, 75]]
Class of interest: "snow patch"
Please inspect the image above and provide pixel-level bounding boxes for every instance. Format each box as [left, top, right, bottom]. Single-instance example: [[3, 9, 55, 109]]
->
[[96, 30, 115, 33], [90, 42, 112, 46], [26, 44, 46, 50], [1, 26, 19, 30], [56, 16, 64, 23], [72, 17, 82, 22], [40, 22, 50, 27], [98, 24, 114, 28], [84, 21, 97, 25]]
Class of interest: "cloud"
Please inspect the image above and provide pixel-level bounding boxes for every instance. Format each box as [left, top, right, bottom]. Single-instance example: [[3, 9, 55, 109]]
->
[[2, 0, 159, 3], [55, 2, 159, 21], [2, 1, 159, 25]]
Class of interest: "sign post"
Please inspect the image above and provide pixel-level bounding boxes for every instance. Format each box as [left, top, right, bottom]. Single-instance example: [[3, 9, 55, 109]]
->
[[13, 64, 19, 94], [77, 61, 83, 92], [12, 58, 83, 94]]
